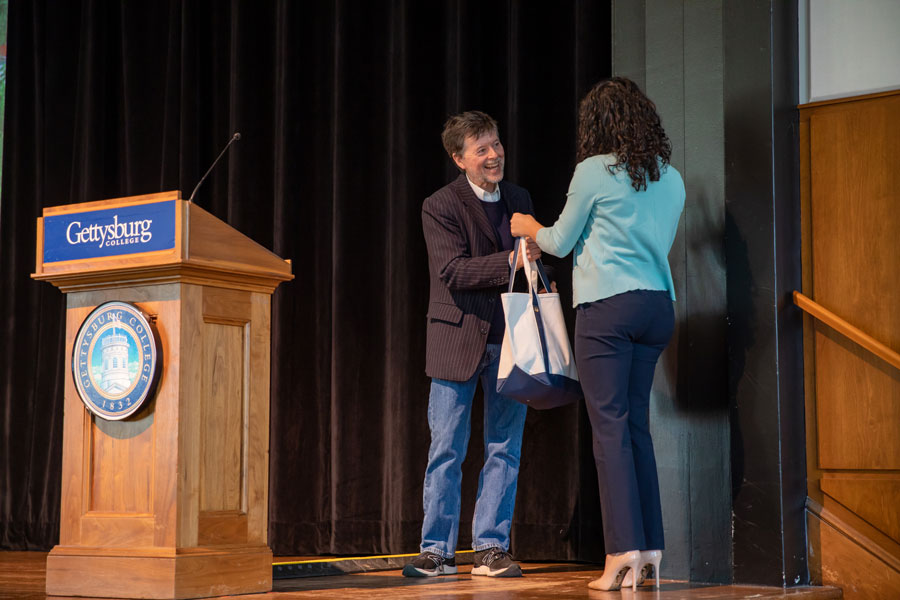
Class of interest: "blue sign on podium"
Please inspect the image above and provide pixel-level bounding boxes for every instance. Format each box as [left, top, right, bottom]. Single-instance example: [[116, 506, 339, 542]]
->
[[43, 200, 176, 263]]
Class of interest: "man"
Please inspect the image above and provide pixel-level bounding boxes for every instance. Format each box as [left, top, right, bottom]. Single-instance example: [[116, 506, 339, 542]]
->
[[403, 111, 541, 579]]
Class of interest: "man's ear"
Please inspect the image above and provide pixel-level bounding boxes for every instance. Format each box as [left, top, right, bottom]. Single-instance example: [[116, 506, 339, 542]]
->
[[451, 153, 466, 172]]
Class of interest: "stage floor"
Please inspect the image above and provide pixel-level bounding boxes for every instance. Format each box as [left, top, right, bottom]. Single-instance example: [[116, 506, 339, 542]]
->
[[0, 551, 842, 599]]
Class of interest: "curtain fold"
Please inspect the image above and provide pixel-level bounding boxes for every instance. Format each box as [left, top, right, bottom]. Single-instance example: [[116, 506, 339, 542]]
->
[[0, 0, 611, 560]]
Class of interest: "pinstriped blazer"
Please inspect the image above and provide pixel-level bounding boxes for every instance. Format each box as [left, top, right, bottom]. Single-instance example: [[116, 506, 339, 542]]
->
[[422, 173, 535, 382]]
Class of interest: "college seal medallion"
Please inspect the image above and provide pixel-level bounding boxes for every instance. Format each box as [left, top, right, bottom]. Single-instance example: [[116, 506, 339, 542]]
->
[[71, 301, 162, 420]]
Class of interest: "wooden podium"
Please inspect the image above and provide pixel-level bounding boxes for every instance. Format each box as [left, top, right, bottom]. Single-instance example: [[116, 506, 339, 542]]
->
[[33, 191, 293, 599]]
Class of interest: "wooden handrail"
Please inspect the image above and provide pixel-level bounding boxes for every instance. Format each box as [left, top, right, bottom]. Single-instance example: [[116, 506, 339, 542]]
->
[[793, 291, 900, 371]]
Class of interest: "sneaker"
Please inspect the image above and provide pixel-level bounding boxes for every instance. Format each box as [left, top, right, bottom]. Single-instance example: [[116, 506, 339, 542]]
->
[[402, 551, 458, 577], [471, 547, 522, 577]]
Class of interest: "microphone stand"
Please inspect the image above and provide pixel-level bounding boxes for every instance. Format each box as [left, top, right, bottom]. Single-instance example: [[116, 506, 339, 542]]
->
[[187, 132, 242, 203]]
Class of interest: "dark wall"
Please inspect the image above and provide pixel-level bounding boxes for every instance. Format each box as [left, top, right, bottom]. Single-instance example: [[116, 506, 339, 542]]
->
[[0, 0, 613, 560], [724, 0, 806, 586], [612, 0, 732, 584], [612, 0, 807, 586]]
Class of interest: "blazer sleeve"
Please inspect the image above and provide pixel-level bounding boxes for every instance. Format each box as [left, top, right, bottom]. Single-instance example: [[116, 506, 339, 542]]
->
[[422, 196, 510, 291]]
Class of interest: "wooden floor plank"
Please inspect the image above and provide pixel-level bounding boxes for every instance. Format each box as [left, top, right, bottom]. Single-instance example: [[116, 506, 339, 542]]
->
[[0, 551, 842, 600]]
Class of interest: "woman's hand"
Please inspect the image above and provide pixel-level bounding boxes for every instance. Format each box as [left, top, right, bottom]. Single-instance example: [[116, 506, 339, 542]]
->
[[510, 212, 542, 240]]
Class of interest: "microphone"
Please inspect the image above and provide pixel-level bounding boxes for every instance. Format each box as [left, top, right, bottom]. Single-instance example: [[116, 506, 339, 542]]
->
[[187, 132, 242, 203]]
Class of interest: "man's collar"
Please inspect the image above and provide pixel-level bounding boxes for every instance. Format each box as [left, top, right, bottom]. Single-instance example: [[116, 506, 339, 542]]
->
[[465, 174, 501, 202]]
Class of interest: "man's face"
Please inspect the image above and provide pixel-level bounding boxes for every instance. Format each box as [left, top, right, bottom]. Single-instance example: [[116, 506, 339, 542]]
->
[[452, 129, 505, 192]]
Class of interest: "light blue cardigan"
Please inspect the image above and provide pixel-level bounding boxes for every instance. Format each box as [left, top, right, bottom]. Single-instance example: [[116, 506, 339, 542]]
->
[[536, 154, 685, 307]]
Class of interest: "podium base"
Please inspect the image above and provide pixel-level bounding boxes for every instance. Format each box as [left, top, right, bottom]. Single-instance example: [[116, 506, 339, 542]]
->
[[46, 545, 273, 599]]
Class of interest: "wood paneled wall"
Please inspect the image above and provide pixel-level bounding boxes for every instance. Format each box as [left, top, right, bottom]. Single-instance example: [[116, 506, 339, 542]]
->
[[799, 90, 900, 599]]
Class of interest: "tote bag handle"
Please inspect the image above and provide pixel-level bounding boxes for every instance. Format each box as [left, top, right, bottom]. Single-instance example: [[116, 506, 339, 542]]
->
[[507, 237, 552, 294], [507, 237, 554, 372]]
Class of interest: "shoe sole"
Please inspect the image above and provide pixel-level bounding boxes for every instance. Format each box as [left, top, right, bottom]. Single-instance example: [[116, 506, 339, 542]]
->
[[402, 564, 458, 577], [470, 564, 522, 578]]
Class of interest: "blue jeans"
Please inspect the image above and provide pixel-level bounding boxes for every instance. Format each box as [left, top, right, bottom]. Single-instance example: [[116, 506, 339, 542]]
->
[[420, 343, 528, 558]]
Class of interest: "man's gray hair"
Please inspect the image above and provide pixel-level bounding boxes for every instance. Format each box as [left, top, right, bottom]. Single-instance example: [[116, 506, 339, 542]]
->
[[441, 111, 498, 160]]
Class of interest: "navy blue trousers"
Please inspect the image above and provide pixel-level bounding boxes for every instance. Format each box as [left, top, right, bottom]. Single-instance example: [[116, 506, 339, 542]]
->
[[575, 290, 674, 554]]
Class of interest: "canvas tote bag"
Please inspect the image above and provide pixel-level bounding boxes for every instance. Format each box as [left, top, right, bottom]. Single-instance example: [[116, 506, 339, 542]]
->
[[497, 238, 581, 409]]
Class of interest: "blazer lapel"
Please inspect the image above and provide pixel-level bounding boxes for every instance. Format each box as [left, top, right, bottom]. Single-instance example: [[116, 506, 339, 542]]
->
[[498, 181, 519, 216], [452, 174, 499, 250]]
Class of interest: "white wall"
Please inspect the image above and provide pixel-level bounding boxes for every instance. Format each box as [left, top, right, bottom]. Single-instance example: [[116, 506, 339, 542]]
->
[[801, 0, 900, 103]]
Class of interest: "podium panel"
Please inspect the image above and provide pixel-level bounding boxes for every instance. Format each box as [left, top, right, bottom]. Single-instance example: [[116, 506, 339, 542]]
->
[[34, 192, 292, 599]]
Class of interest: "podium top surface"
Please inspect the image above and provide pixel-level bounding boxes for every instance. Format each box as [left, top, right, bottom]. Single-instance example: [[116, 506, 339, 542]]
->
[[33, 191, 294, 293]]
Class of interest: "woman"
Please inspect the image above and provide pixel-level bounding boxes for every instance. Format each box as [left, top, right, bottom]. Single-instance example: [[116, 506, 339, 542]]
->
[[510, 77, 684, 591]]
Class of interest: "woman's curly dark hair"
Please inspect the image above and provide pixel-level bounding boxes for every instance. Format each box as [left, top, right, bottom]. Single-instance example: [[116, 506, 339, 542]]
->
[[576, 77, 671, 191]]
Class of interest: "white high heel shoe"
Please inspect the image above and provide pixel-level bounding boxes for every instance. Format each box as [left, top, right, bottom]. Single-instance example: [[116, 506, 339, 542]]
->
[[588, 550, 641, 591], [622, 549, 663, 588]]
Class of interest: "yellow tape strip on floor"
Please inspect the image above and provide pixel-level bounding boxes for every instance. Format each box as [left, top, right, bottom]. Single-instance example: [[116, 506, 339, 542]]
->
[[274, 549, 475, 566]]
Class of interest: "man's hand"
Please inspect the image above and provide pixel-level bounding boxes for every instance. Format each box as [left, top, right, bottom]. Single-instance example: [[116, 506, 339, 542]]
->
[[509, 237, 542, 270], [538, 281, 558, 294]]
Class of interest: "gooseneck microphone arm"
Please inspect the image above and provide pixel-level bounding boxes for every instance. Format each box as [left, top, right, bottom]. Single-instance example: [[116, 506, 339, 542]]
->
[[187, 132, 242, 203]]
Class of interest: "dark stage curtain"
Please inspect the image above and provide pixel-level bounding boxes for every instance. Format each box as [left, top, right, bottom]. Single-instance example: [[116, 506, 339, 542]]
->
[[0, 0, 611, 560]]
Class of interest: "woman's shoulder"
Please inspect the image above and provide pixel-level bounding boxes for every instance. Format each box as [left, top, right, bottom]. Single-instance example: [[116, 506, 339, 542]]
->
[[576, 154, 617, 171], [573, 154, 617, 182], [659, 160, 682, 179], [657, 161, 685, 192]]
